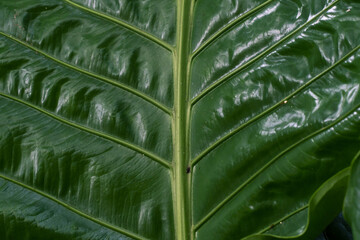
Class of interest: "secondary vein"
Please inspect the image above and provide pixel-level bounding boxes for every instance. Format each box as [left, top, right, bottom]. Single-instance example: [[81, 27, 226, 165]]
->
[[190, 0, 275, 59], [258, 205, 308, 234], [0, 32, 172, 115], [191, 44, 360, 167], [193, 103, 360, 231], [63, 0, 174, 52], [0, 93, 171, 169], [191, 0, 340, 105], [0, 173, 148, 240]]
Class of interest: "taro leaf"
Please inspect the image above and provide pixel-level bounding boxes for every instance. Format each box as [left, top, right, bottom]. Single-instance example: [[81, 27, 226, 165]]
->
[[344, 152, 360, 240], [0, 0, 360, 239]]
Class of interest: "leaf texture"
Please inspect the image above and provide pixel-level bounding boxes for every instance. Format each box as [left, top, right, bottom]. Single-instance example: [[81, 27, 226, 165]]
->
[[344, 152, 360, 240], [0, 0, 360, 239]]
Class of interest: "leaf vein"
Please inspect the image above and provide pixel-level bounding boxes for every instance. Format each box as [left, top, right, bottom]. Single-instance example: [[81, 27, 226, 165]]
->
[[0, 93, 171, 169], [0, 32, 172, 115], [63, 0, 174, 52], [191, 44, 360, 166], [0, 173, 148, 240], [258, 205, 308, 235], [191, 0, 275, 58], [193, 103, 360, 231], [191, 0, 340, 105]]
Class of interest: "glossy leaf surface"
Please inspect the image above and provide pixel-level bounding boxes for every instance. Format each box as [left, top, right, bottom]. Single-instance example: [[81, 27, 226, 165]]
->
[[344, 152, 360, 240], [0, 0, 360, 239]]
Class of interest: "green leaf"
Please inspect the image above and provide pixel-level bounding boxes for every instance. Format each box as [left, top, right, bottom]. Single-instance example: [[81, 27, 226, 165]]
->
[[344, 152, 360, 239], [244, 168, 350, 240], [0, 0, 360, 239]]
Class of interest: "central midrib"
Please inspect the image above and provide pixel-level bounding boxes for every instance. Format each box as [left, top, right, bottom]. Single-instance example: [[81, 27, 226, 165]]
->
[[173, 0, 194, 239]]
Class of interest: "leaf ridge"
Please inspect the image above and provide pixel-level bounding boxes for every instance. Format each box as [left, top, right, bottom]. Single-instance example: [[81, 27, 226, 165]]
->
[[63, 0, 174, 52], [191, 44, 360, 166], [0, 32, 172, 115], [0, 173, 148, 240], [0, 93, 171, 169], [190, 0, 275, 58], [191, 0, 340, 105], [193, 103, 360, 231]]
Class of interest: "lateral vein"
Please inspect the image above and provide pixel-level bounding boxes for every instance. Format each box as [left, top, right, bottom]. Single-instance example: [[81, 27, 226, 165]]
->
[[63, 0, 174, 52], [190, 0, 275, 59], [0, 32, 172, 115], [258, 205, 308, 234], [193, 103, 360, 231], [0, 93, 171, 169], [191, 44, 360, 166], [0, 174, 148, 240], [191, 0, 340, 105]]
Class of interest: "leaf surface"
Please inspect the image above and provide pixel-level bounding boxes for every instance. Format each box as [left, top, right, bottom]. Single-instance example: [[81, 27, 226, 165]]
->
[[0, 0, 360, 239], [344, 152, 360, 240]]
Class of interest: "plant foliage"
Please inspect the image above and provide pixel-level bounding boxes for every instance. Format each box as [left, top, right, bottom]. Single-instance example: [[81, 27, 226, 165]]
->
[[0, 0, 360, 239]]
